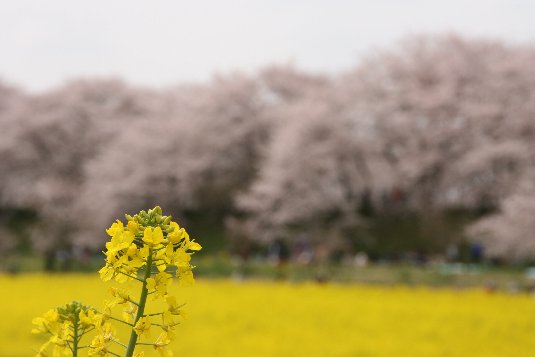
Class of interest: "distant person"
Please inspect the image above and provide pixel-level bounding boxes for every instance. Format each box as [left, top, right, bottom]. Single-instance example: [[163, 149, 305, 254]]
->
[[268, 239, 290, 266], [470, 243, 483, 263]]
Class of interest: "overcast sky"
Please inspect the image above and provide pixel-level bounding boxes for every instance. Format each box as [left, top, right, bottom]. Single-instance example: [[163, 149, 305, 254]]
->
[[1, 0, 535, 92]]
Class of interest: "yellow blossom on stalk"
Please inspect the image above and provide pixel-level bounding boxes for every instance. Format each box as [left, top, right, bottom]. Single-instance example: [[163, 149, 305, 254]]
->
[[126, 243, 138, 257], [166, 245, 190, 270], [134, 245, 150, 265], [32, 309, 59, 335], [123, 302, 138, 323], [178, 270, 195, 286], [109, 287, 132, 305], [106, 220, 124, 237], [100, 322, 115, 341], [155, 248, 170, 272], [182, 231, 202, 252], [165, 295, 185, 317], [154, 332, 173, 357], [147, 272, 173, 299], [78, 310, 92, 327], [88, 322, 116, 356], [50, 332, 70, 356], [127, 220, 139, 234], [105, 228, 134, 259], [88, 335, 108, 356], [186, 240, 202, 251], [98, 264, 114, 282], [103, 299, 117, 317], [134, 316, 152, 338], [143, 227, 164, 247], [35, 341, 50, 357], [168, 223, 201, 251], [167, 222, 182, 244], [160, 311, 180, 341], [79, 309, 104, 329]]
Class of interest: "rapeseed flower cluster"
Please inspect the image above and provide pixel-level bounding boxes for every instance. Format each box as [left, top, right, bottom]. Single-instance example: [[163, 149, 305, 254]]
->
[[23, 277, 535, 357], [32, 207, 201, 357], [32, 301, 97, 357]]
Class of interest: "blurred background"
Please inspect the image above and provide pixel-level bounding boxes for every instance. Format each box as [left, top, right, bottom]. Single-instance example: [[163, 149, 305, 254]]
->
[[5, 2, 535, 356], [2, 1, 535, 287]]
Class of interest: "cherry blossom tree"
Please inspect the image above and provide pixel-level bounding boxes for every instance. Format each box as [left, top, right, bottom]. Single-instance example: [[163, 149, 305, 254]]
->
[[0, 79, 163, 252], [76, 74, 270, 248], [235, 35, 535, 257], [343, 35, 535, 211], [2, 36, 535, 261]]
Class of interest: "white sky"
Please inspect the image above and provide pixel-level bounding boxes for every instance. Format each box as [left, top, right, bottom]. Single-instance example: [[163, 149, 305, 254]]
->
[[1, 0, 534, 92]]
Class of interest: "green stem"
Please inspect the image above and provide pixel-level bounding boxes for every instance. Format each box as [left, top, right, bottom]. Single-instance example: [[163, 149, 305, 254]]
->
[[107, 315, 134, 327], [143, 312, 164, 317], [125, 250, 153, 357], [72, 311, 79, 357], [111, 339, 128, 348]]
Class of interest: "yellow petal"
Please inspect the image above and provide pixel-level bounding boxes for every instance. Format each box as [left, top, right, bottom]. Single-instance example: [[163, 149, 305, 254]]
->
[[142, 228, 153, 245], [187, 241, 202, 251], [153, 227, 164, 245], [146, 278, 156, 290]]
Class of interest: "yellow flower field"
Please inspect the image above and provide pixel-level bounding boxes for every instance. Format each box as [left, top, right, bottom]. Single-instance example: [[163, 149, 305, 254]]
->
[[2, 274, 535, 356]]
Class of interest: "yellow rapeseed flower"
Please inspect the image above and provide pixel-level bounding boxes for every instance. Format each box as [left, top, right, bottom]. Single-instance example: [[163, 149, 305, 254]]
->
[[127, 220, 139, 234], [32, 309, 59, 334], [105, 220, 124, 237], [98, 264, 114, 282], [178, 270, 195, 286], [33, 207, 201, 357], [165, 295, 184, 316], [88, 334, 109, 356], [146, 272, 172, 299], [154, 332, 173, 357], [79, 309, 103, 329], [49, 334, 69, 357], [143, 227, 164, 247], [122, 302, 138, 323], [133, 316, 152, 338], [109, 287, 130, 303]]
